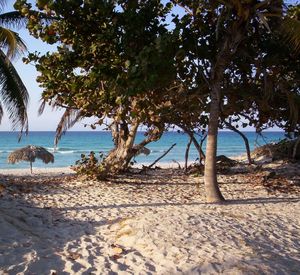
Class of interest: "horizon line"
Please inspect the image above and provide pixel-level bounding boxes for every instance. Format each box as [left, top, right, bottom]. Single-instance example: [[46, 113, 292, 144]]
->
[[0, 130, 285, 133]]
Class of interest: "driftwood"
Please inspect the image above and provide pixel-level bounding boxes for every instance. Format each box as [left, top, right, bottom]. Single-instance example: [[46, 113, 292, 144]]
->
[[142, 143, 177, 170], [216, 155, 237, 164], [172, 159, 182, 169], [185, 163, 204, 175]]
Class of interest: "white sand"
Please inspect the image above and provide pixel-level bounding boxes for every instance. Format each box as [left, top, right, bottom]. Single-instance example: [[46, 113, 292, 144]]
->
[[0, 162, 185, 176], [0, 166, 75, 176], [0, 163, 300, 274]]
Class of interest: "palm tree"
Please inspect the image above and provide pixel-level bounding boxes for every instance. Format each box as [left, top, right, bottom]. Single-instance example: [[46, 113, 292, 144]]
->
[[0, 0, 28, 135], [281, 4, 300, 54]]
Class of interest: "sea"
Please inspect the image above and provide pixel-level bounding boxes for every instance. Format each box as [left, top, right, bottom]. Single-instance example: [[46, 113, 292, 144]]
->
[[0, 131, 285, 169]]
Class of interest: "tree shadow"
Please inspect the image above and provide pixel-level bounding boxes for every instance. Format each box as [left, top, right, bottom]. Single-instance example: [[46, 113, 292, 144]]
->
[[187, 253, 300, 274], [42, 196, 299, 213], [225, 197, 300, 205], [0, 195, 122, 274], [186, 233, 300, 274], [0, 165, 299, 274]]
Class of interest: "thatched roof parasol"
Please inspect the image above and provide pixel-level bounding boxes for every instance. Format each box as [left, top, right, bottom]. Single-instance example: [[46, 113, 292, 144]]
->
[[8, 145, 54, 173]]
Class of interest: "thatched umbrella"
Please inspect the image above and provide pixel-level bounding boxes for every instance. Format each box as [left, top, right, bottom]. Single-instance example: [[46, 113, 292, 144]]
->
[[7, 145, 54, 173]]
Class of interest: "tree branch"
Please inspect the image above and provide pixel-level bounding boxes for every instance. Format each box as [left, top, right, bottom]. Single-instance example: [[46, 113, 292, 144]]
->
[[145, 143, 176, 169]]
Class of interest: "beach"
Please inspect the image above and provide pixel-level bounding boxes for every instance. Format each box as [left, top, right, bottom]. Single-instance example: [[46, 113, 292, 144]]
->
[[0, 160, 299, 274], [0, 0, 299, 273]]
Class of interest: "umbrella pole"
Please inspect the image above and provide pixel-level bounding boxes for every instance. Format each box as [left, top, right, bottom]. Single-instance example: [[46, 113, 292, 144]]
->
[[30, 161, 32, 174]]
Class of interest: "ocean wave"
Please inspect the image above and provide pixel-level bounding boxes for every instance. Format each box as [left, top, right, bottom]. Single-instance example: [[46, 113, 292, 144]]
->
[[57, 150, 75, 154], [48, 147, 81, 153], [219, 148, 243, 152], [150, 150, 166, 153], [47, 148, 111, 155], [46, 147, 56, 152], [48, 147, 76, 151], [59, 147, 77, 151]]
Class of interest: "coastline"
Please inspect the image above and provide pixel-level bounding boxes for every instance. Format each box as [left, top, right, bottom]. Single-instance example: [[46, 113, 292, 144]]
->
[[0, 131, 285, 169], [0, 161, 196, 176], [0, 166, 75, 176]]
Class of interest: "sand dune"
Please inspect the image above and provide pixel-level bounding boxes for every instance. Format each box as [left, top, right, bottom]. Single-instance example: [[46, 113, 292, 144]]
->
[[0, 162, 299, 274]]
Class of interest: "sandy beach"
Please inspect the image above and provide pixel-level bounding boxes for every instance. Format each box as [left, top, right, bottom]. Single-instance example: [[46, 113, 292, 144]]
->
[[0, 160, 300, 274]]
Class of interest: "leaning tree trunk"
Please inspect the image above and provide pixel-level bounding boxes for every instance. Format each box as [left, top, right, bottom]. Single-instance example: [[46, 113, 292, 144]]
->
[[103, 120, 140, 173], [224, 121, 253, 164], [181, 126, 206, 164], [185, 137, 192, 171], [102, 120, 163, 174], [204, 83, 225, 203], [103, 141, 136, 173]]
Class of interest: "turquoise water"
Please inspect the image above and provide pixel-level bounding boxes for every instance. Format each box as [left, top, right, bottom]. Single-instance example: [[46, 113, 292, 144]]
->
[[0, 131, 285, 169]]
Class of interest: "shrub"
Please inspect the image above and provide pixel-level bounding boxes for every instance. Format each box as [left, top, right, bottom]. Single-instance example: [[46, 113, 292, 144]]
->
[[71, 151, 107, 180]]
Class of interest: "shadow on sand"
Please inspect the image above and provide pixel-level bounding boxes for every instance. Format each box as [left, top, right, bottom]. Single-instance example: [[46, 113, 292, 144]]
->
[[0, 164, 299, 274]]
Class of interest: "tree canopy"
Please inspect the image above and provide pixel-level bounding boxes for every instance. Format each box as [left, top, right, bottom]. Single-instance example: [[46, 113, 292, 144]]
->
[[16, 0, 300, 201]]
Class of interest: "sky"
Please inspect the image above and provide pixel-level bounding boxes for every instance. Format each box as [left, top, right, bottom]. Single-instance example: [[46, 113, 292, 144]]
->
[[0, 1, 296, 132]]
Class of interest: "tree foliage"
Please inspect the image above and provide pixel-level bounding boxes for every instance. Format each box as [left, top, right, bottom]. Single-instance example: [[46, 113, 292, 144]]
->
[[0, 0, 29, 134], [170, 0, 300, 202], [16, 0, 300, 200], [16, 0, 184, 174]]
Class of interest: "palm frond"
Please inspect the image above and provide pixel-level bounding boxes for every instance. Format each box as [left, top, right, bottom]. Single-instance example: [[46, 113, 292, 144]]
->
[[0, 101, 3, 123], [33, 10, 59, 23], [0, 11, 28, 29], [280, 17, 300, 55], [0, 0, 6, 13], [256, 12, 271, 32], [0, 10, 54, 29], [0, 27, 27, 59], [55, 108, 83, 146], [0, 50, 29, 134], [38, 99, 46, 116]]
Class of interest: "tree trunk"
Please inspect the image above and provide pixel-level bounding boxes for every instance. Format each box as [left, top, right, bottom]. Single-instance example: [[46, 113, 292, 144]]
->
[[185, 137, 192, 171], [204, 84, 225, 203], [103, 142, 136, 172], [203, 20, 245, 202], [146, 143, 176, 169], [102, 120, 163, 174], [103, 119, 140, 173], [224, 121, 253, 164], [199, 132, 207, 164], [292, 135, 300, 159], [181, 126, 206, 164]]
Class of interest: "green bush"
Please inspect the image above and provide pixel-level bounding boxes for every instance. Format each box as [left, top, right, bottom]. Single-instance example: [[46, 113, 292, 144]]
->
[[71, 151, 107, 180]]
